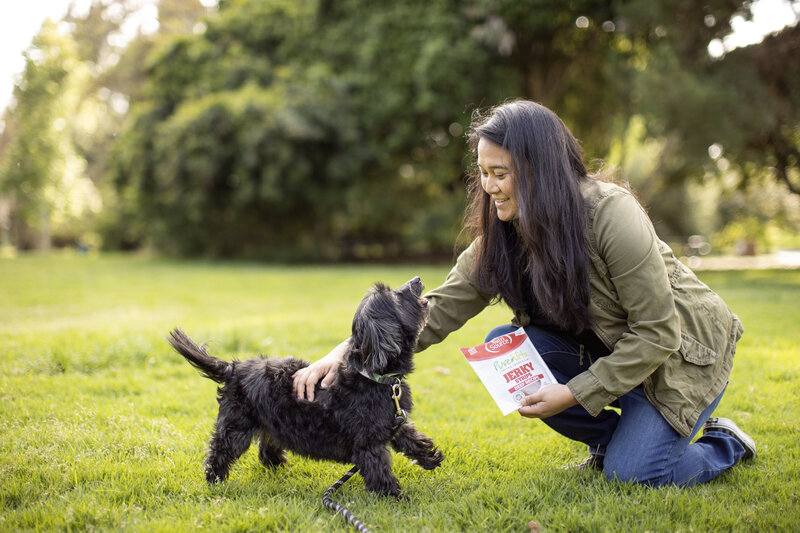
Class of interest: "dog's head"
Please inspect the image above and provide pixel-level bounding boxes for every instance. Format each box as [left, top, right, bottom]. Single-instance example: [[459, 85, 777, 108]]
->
[[348, 276, 429, 377]]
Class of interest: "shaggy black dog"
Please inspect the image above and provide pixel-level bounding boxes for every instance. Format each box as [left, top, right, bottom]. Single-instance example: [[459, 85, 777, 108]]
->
[[168, 276, 443, 497]]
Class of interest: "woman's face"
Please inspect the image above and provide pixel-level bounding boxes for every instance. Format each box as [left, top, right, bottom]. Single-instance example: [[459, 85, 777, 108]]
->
[[477, 138, 519, 221]]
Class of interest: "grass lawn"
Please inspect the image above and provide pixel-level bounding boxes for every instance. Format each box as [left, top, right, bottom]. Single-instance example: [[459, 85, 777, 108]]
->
[[1, 253, 798, 532]]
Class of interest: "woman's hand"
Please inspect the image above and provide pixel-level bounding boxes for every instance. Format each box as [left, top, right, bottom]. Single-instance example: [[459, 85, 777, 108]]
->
[[292, 339, 349, 401], [517, 384, 578, 419]]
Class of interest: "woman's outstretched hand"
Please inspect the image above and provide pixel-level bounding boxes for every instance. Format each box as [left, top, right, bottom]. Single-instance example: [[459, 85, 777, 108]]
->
[[517, 384, 578, 419], [292, 338, 349, 401]]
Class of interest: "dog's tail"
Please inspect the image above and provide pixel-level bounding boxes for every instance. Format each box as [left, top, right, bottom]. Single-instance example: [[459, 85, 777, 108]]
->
[[168, 328, 232, 383]]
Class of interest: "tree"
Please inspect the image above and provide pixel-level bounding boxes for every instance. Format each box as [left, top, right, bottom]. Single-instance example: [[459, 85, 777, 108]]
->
[[98, 0, 799, 258], [70, 0, 211, 250], [0, 0, 213, 251], [0, 21, 89, 249], [630, 4, 800, 196], [112, 0, 504, 259], [736, 24, 800, 195], [115, 0, 768, 258]]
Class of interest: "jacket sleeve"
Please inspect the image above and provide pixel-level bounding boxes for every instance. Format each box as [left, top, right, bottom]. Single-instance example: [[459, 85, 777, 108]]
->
[[567, 190, 681, 416], [416, 241, 494, 352]]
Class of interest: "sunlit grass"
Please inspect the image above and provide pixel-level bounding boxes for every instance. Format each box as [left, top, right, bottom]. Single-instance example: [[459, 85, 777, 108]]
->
[[1, 253, 798, 531]]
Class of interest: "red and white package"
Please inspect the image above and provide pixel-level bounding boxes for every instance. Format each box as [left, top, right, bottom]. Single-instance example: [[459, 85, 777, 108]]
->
[[460, 328, 557, 415]]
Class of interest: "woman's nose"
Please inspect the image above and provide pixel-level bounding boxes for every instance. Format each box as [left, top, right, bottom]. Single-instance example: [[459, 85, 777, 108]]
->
[[482, 176, 498, 193]]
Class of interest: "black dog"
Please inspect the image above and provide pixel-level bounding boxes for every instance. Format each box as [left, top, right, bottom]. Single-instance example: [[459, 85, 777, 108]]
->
[[168, 277, 443, 497]]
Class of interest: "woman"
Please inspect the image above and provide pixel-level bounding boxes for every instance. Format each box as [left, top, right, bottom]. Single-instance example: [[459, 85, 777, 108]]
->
[[293, 100, 754, 487]]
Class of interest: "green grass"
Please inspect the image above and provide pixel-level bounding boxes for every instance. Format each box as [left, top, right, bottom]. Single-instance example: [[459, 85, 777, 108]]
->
[[1, 253, 799, 532]]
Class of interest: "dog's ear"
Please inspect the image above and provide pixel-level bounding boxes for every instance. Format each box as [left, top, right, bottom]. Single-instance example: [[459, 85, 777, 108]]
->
[[354, 317, 402, 373]]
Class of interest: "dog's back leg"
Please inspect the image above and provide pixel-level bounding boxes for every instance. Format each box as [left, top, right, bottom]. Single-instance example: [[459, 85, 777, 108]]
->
[[257, 429, 286, 469], [204, 409, 257, 483], [390, 423, 443, 470], [352, 446, 401, 498]]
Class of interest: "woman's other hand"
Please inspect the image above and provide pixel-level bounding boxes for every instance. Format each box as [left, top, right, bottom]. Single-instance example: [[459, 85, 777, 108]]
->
[[518, 384, 579, 419]]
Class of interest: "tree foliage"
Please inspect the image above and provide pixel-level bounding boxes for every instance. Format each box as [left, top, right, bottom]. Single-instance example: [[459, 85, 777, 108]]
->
[[0, 0, 211, 250], [3, 0, 798, 257], [641, 23, 800, 194], [113, 0, 505, 259], [0, 21, 91, 248]]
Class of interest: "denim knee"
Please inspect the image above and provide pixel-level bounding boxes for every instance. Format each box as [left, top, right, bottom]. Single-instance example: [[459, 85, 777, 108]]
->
[[484, 324, 518, 343], [602, 456, 671, 488]]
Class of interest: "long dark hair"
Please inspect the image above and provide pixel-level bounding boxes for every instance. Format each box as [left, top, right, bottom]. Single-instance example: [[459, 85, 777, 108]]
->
[[464, 100, 592, 334]]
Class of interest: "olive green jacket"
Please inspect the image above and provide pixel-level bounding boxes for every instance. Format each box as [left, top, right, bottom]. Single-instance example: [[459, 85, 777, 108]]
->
[[417, 179, 742, 437]]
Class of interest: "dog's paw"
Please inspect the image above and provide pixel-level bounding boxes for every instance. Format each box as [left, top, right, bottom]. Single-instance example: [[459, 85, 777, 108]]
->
[[415, 447, 444, 470], [384, 485, 403, 500], [259, 455, 287, 469], [366, 479, 402, 499], [205, 469, 226, 484]]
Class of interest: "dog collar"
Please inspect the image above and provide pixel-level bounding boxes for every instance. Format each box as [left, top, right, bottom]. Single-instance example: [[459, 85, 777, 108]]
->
[[357, 369, 409, 431], [358, 369, 403, 385]]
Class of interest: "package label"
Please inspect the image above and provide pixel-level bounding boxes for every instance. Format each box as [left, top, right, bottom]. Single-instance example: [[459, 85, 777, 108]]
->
[[460, 328, 557, 415]]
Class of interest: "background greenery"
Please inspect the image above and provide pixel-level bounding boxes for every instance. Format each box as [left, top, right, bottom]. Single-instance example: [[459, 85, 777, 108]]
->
[[1, 0, 799, 260], [1, 254, 798, 531], [1, 2, 797, 530]]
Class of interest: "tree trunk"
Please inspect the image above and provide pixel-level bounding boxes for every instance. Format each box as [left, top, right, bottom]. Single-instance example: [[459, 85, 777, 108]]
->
[[0, 194, 11, 249], [38, 204, 51, 251]]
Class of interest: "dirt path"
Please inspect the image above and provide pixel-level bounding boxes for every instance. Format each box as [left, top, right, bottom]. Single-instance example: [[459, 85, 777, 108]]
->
[[688, 250, 800, 270]]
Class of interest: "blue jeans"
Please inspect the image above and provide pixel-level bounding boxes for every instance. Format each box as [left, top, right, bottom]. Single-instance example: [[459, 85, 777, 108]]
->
[[485, 324, 748, 487]]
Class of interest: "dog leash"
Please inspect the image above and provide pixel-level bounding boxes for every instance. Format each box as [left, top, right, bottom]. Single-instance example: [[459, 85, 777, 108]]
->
[[322, 466, 370, 533], [322, 379, 408, 533]]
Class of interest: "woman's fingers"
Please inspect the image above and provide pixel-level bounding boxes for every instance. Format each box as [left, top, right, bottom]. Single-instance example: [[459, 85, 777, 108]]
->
[[292, 366, 318, 401], [292, 362, 336, 401], [291, 339, 348, 401]]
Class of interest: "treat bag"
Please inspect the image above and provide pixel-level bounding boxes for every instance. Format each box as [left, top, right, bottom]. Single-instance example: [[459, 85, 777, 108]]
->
[[460, 328, 557, 415]]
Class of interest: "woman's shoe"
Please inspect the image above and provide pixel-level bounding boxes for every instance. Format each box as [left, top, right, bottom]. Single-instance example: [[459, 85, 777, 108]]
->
[[563, 453, 604, 471], [703, 417, 756, 460]]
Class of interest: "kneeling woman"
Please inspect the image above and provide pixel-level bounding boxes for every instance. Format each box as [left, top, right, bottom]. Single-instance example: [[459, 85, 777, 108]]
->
[[294, 99, 754, 487]]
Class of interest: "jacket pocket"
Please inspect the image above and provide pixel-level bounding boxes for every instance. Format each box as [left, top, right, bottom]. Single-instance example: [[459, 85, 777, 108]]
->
[[679, 332, 718, 366]]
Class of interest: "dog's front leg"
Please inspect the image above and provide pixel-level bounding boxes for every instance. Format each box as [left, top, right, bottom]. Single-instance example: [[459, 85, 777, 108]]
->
[[351, 446, 401, 498], [390, 423, 443, 470]]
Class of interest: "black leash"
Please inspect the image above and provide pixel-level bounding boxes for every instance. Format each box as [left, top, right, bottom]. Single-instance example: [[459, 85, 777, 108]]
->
[[322, 379, 408, 533], [322, 465, 370, 532]]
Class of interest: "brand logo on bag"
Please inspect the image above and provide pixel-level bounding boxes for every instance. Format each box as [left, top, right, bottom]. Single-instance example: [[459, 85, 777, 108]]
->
[[486, 335, 511, 352], [460, 331, 528, 362]]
